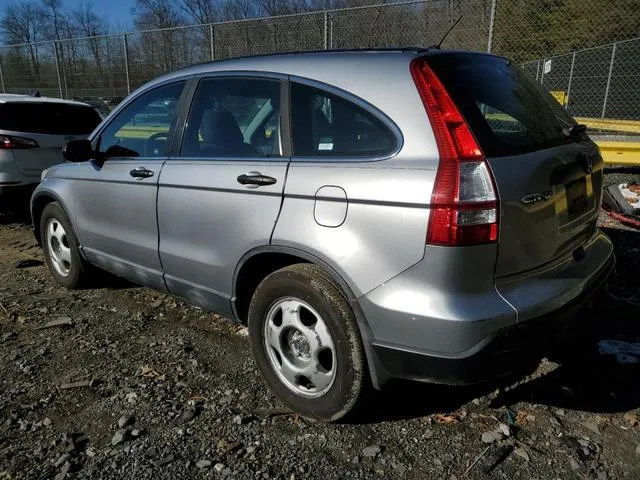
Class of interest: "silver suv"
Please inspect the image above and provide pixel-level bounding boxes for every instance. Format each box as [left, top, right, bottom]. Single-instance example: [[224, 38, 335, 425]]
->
[[0, 95, 101, 204], [31, 50, 614, 421]]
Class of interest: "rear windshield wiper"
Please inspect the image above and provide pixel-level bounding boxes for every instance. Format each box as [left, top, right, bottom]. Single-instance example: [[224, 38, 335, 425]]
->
[[562, 123, 587, 137]]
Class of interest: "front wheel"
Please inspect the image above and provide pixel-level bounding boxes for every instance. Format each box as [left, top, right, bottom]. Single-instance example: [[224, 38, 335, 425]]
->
[[248, 264, 369, 422], [40, 202, 89, 289]]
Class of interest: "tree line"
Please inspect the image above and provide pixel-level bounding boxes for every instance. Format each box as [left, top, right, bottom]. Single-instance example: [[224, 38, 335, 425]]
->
[[0, 0, 638, 99], [0, 0, 378, 46]]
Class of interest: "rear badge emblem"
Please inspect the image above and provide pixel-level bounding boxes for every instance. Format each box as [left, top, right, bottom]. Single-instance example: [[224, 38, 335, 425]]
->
[[582, 155, 593, 174], [521, 191, 553, 206]]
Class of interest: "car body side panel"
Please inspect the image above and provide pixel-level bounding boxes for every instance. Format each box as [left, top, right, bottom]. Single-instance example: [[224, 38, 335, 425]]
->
[[30, 163, 80, 226], [272, 160, 435, 297]]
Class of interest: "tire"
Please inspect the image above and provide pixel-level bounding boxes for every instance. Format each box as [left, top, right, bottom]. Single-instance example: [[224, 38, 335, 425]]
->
[[248, 263, 370, 422], [40, 202, 89, 289]]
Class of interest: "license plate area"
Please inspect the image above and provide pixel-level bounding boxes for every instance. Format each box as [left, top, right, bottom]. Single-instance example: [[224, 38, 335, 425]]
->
[[554, 172, 595, 230], [566, 177, 589, 221]]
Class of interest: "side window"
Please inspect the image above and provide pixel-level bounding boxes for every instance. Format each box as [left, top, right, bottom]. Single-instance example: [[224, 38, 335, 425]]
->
[[97, 81, 185, 158], [180, 77, 281, 158], [291, 82, 396, 157]]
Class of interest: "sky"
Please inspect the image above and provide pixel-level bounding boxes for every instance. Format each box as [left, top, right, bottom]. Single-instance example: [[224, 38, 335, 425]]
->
[[75, 0, 136, 29]]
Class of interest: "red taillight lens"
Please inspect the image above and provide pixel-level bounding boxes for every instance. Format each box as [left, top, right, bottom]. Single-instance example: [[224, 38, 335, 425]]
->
[[0, 135, 39, 150], [411, 57, 498, 246]]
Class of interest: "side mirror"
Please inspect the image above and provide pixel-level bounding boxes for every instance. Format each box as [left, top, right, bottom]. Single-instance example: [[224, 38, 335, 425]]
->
[[63, 139, 93, 162]]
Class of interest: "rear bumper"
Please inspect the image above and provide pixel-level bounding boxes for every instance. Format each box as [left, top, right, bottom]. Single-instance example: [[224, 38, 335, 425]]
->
[[359, 231, 615, 386], [373, 252, 613, 384], [0, 182, 37, 201], [0, 170, 37, 199]]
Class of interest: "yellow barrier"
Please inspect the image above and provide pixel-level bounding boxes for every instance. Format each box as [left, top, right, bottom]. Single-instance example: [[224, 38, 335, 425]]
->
[[597, 141, 640, 166], [577, 117, 640, 135]]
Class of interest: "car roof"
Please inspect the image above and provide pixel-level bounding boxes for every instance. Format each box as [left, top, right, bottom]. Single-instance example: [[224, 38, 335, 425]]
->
[[160, 49, 422, 80], [0, 94, 92, 107], [142, 48, 499, 92]]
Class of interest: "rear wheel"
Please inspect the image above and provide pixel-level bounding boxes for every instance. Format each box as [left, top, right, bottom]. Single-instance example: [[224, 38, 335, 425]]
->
[[40, 202, 89, 289], [248, 264, 369, 422]]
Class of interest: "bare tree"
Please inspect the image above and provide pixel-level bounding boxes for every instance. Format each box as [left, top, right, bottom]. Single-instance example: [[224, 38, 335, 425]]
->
[[41, 0, 65, 40], [0, 1, 46, 77], [221, 0, 259, 20], [180, 0, 219, 24], [133, 0, 185, 29], [132, 0, 185, 77], [72, 1, 109, 87]]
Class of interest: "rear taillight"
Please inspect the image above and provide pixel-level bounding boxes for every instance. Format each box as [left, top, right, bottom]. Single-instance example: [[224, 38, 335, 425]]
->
[[0, 134, 39, 150], [411, 57, 498, 246]]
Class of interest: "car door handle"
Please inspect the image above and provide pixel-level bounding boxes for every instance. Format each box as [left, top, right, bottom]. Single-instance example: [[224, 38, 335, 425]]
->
[[237, 173, 277, 186], [129, 167, 154, 179]]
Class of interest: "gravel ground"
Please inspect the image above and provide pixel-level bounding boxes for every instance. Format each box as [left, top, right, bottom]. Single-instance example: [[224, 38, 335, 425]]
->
[[1, 202, 640, 479]]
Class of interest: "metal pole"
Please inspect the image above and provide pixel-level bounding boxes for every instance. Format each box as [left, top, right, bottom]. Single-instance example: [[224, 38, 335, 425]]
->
[[60, 43, 68, 99], [535, 59, 540, 81], [0, 55, 6, 93], [123, 33, 131, 96], [323, 12, 328, 50], [540, 59, 545, 85], [329, 18, 333, 49], [53, 41, 63, 98], [209, 24, 215, 60], [602, 43, 616, 119], [565, 52, 576, 110], [486, 0, 497, 53], [273, 23, 277, 52]]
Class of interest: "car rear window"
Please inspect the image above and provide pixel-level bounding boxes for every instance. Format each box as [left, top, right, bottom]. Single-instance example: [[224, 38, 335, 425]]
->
[[0, 102, 102, 135], [426, 53, 583, 157]]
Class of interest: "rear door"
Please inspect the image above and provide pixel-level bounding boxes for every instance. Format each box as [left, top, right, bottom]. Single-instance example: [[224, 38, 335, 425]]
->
[[428, 53, 603, 277], [0, 102, 101, 178], [158, 75, 287, 315]]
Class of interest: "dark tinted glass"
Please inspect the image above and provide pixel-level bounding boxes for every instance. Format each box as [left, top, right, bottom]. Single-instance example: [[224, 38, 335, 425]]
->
[[427, 54, 585, 156], [180, 77, 280, 158], [0, 102, 102, 135], [291, 83, 396, 158]]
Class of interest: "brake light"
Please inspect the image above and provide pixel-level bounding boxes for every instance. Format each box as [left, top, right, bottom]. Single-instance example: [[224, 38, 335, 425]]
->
[[0, 135, 39, 150], [410, 57, 498, 246]]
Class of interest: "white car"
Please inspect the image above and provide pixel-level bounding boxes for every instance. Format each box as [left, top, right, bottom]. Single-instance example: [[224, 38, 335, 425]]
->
[[0, 94, 102, 204]]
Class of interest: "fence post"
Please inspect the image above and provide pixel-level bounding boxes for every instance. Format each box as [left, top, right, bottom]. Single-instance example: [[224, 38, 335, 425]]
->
[[0, 54, 5, 93], [323, 12, 328, 50], [602, 43, 616, 119], [565, 52, 576, 111], [209, 24, 215, 60], [535, 59, 540, 80], [330, 18, 334, 49], [123, 33, 131, 96], [540, 59, 545, 85], [486, 0, 498, 53], [53, 41, 63, 98]]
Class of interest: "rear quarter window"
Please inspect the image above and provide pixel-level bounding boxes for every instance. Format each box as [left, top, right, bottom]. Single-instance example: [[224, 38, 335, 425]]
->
[[0, 102, 102, 135], [427, 54, 582, 157], [291, 82, 397, 158]]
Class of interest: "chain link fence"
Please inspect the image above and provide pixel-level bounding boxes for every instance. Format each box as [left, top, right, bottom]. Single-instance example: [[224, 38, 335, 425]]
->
[[0, 0, 638, 128], [522, 38, 640, 130], [0, 0, 494, 100]]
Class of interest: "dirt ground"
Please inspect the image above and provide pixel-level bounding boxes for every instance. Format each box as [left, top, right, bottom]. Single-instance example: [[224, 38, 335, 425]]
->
[[1, 205, 639, 480]]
